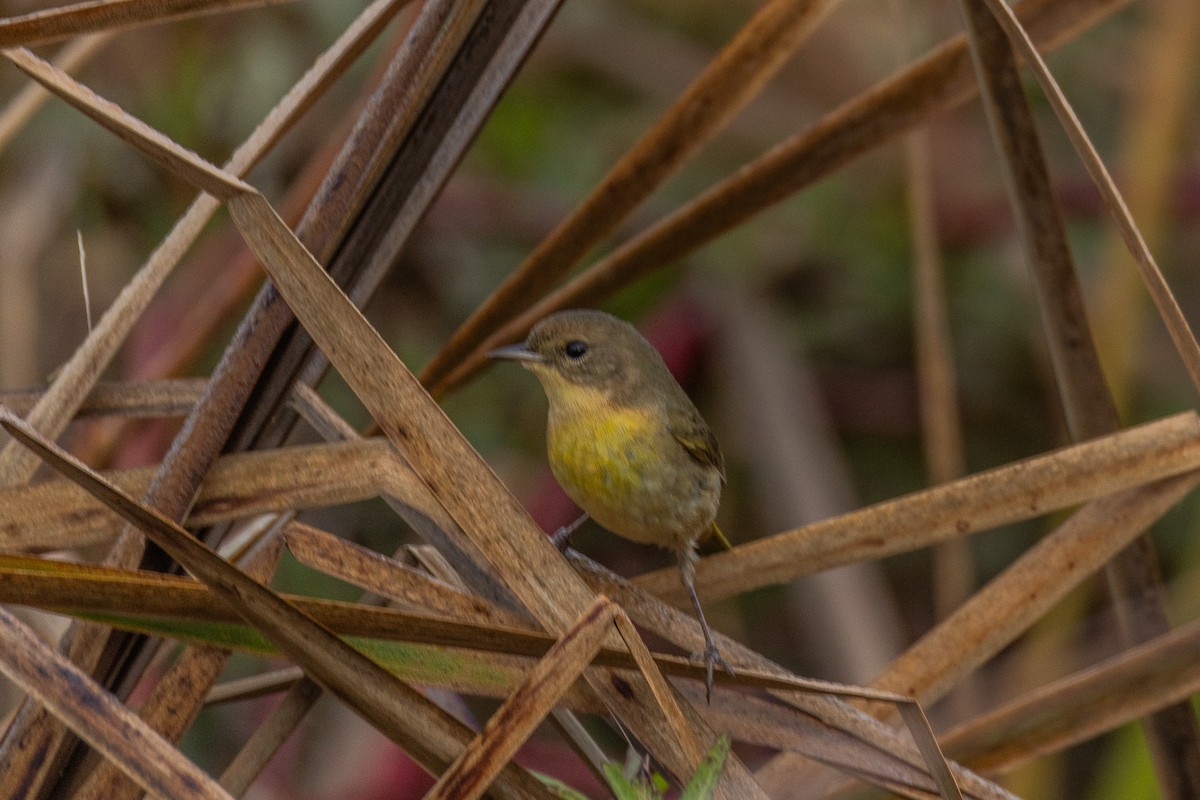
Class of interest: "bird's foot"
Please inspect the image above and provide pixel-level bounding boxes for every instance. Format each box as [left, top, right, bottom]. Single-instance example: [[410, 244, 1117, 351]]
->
[[688, 643, 735, 703], [549, 527, 572, 552], [550, 513, 589, 553]]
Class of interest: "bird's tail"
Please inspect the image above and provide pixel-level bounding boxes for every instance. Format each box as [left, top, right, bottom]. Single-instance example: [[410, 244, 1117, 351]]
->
[[708, 522, 733, 551]]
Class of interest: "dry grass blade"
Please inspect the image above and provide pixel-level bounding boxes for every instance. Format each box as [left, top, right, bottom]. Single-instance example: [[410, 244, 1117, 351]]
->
[[1091, 0, 1200, 413], [0, 555, 561, 660], [904, 113, 962, 492], [217, 677, 324, 795], [0, 552, 965, 702], [429, 0, 1132, 395], [0, 411, 555, 799], [903, 129, 973, 619], [956, 0, 1200, 789], [293, 0, 486, 253], [0, 379, 206, 419], [0, 439, 396, 552], [976, 0, 1200, 397], [204, 659, 593, 712], [687, 687, 974, 799], [943, 616, 1200, 774], [222, 188, 758, 791], [236, 0, 559, 452], [342, 0, 565, 298], [74, 533, 286, 800], [0, 0, 296, 48], [955, 0, 1113, 440], [421, 0, 842, 390], [0, 33, 109, 150], [0, 0, 403, 485], [0, 606, 233, 800], [425, 597, 620, 800], [896, 703, 962, 800], [3, 47, 250, 198], [288, 382, 360, 439], [291, 384, 519, 611], [635, 412, 1200, 604], [572, 558, 1015, 799], [867, 470, 1200, 714], [284, 521, 530, 628], [206, 669, 303, 705], [609, 609, 707, 767]]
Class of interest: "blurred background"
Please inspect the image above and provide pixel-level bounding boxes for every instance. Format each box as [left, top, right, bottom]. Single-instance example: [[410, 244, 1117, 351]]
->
[[0, 0, 1198, 796]]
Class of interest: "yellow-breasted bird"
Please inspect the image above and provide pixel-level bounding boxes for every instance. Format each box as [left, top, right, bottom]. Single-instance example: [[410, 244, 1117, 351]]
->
[[490, 309, 733, 697]]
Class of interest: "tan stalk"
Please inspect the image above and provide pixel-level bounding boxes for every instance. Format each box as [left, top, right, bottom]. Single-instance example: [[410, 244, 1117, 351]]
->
[[424, 598, 626, 800], [0, 0, 406, 485], [0, 439, 401, 552], [428, 0, 1132, 396], [571, 557, 1013, 799], [0, 606, 234, 800], [955, 0, 1200, 790], [73, 524, 288, 800], [943, 616, 1200, 773], [0, 0, 298, 48], [903, 129, 974, 619], [635, 413, 1200, 604], [0, 411, 554, 799], [420, 0, 844, 389], [0, 378, 206, 419], [975, 0, 1200, 397], [0, 33, 110, 150], [284, 522, 530, 629]]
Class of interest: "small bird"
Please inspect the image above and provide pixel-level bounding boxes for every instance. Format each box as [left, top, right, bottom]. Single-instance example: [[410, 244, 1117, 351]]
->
[[490, 308, 733, 698]]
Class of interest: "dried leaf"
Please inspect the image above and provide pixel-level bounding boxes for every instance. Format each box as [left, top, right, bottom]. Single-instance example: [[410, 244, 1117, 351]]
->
[[0, 411, 553, 799], [0, 607, 233, 800], [635, 413, 1200, 604]]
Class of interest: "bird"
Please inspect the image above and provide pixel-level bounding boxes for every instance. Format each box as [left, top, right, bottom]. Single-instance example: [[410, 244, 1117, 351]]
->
[[490, 308, 733, 698]]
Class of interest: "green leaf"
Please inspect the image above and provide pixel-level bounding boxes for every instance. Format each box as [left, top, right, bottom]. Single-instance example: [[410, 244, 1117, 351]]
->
[[535, 772, 593, 800], [603, 762, 653, 800], [649, 772, 669, 794], [681, 735, 730, 800], [70, 611, 525, 698]]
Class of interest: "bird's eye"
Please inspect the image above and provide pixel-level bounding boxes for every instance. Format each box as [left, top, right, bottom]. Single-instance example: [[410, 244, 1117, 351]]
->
[[563, 340, 588, 359]]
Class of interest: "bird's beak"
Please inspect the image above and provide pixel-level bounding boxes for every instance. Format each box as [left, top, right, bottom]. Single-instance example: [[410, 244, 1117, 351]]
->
[[487, 343, 544, 363]]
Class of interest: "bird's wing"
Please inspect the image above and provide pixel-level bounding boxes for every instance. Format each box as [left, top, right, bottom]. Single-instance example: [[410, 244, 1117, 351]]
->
[[669, 406, 726, 483]]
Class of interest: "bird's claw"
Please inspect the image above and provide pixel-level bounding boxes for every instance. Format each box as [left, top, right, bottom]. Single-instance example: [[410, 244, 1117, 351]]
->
[[549, 527, 573, 552], [689, 644, 735, 703], [550, 513, 589, 553]]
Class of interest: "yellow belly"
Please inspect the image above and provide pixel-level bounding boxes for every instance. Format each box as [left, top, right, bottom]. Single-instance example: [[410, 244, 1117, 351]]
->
[[546, 404, 719, 549]]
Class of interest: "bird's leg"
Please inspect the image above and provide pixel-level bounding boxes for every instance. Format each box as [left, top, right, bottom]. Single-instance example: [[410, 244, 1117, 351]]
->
[[677, 541, 733, 702], [550, 513, 589, 552]]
